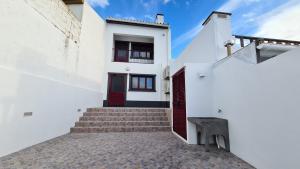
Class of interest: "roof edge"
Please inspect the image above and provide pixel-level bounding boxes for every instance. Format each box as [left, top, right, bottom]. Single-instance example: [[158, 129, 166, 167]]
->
[[106, 18, 169, 29], [202, 11, 232, 26]]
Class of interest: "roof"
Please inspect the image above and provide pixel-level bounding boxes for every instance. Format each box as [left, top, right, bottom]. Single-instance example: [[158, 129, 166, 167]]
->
[[106, 17, 169, 29], [63, 0, 84, 4], [202, 11, 232, 25]]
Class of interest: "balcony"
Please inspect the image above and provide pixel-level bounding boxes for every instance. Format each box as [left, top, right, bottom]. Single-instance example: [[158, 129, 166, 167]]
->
[[233, 35, 300, 63], [113, 35, 154, 64]]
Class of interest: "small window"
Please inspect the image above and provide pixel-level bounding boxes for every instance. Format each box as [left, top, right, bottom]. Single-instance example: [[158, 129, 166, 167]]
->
[[129, 74, 155, 91]]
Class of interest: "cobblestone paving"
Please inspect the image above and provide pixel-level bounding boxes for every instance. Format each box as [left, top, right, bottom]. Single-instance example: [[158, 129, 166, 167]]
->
[[0, 132, 255, 169]]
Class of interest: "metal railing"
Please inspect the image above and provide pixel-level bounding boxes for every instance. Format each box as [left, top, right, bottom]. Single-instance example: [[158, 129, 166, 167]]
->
[[233, 35, 300, 63], [113, 48, 154, 64], [234, 35, 300, 48]]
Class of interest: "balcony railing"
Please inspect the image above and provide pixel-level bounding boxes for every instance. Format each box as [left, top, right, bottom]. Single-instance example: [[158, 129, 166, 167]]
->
[[233, 35, 300, 63], [113, 48, 154, 64], [234, 35, 300, 48]]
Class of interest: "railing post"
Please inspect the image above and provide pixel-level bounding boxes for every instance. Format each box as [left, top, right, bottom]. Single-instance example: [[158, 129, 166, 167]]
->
[[255, 40, 261, 63], [240, 38, 244, 47]]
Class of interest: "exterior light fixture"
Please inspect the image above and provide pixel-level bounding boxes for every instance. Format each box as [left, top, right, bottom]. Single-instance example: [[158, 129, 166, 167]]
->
[[197, 73, 206, 79]]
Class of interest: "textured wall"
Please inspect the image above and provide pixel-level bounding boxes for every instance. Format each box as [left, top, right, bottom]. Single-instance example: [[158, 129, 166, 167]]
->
[[26, 0, 81, 42], [0, 0, 104, 157]]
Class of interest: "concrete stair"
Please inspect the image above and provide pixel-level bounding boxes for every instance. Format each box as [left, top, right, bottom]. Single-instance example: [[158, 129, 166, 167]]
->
[[71, 108, 171, 133]]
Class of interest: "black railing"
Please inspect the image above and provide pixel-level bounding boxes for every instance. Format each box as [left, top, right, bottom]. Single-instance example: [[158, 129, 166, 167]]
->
[[113, 48, 154, 64]]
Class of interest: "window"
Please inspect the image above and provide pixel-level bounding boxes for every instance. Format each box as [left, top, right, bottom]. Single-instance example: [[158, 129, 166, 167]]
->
[[131, 42, 153, 60], [114, 41, 129, 62], [129, 74, 155, 91]]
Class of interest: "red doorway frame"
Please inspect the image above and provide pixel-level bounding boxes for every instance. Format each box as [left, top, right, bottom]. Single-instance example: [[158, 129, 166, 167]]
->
[[107, 73, 127, 107], [172, 68, 187, 139]]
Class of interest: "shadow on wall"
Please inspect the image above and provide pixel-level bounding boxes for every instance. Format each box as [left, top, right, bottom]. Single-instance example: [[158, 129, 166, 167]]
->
[[0, 44, 102, 157]]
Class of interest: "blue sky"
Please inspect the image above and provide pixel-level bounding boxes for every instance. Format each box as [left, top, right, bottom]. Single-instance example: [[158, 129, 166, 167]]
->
[[87, 0, 300, 58]]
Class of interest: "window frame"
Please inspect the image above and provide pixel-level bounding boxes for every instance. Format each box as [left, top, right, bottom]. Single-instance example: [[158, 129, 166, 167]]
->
[[114, 41, 129, 62], [129, 74, 156, 92], [130, 42, 154, 60]]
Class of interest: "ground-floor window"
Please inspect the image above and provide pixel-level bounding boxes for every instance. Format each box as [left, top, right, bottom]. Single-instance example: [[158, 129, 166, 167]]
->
[[129, 74, 156, 92]]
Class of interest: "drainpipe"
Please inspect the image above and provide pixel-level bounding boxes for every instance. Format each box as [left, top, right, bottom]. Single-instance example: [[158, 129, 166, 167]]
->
[[224, 40, 235, 56]]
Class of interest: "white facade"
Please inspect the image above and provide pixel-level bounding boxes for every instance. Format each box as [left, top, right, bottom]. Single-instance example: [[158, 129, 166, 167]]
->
[[101, 20, 171, 105], [170, 12, 232, 144], [213, 46, 300, 169], [0, 0, 105, 157], [0, 0, 170, 157], [171, 11, 300, 169]]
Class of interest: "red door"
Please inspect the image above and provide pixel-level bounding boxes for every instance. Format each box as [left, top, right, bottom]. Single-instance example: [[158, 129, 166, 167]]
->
[[108, 73, 127, 107], [172, 68, 187, 139]]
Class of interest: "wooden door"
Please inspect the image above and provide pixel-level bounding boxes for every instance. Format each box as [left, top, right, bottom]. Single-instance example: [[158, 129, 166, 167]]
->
[[108, 73, 127, 107], [172, 68, 187, 139]]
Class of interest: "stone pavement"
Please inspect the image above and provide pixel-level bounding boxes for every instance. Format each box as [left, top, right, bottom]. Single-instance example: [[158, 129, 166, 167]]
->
[[0, 132, 255, 169]]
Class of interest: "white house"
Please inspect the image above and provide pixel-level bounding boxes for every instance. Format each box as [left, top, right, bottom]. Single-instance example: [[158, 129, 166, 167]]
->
[[170, 11, 300, 169], [2, 0, 300, 168], [0, 0, 171, 157], [101, 15, 171, 108]]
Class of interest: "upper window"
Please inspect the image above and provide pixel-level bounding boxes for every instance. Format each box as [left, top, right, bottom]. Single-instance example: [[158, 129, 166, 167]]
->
[[114, 41, 129, 62], [131, 42, 153, 60], [129, 74, 156, 92]]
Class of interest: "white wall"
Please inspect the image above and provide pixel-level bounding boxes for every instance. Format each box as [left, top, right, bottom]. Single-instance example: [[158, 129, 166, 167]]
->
[[173, 13, 232, 67], [102, 24, 170, 102], [213, 47, 300, 169], [170, 13, 232, 143], [0, 0, 104, 157], [78, 3, 106, 86], [184, 63, 213, 144]]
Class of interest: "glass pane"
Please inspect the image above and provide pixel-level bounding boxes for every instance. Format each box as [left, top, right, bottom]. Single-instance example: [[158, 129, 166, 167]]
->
[[140, 77, 145, 89], [140, 52, 146, 58], [132, 77, 138, 89], [146, 78, 153, 89], [146, 52, 151, 58], [133, 51, 139, 58], [117, 49, 127, 58], [112, 76, 123, 92]]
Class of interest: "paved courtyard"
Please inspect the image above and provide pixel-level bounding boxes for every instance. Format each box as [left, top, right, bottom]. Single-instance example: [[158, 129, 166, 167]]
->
[[0, 132, 254, 169]]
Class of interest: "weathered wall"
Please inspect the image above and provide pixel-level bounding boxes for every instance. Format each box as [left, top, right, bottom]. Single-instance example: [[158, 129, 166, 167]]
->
[[0, 0, 104, 157], [213, 47, 300, 169]]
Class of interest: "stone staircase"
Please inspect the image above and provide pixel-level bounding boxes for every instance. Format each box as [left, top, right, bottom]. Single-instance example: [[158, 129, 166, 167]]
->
[[70, 107, 171, 133]]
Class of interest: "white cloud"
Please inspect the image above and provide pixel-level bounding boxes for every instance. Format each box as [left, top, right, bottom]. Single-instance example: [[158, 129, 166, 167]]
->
[[218, 0, 260, 12], [255, 2, 300, 41], [87, 0, 109, 8], [173, 0, 261, 49], [172, 20, 203, 49], [218, 0, 242, 12], [144, 15, 154, 21], [125, 16, 137, 20], [141, 0, 159, 10], [163, 0, 171, 4]]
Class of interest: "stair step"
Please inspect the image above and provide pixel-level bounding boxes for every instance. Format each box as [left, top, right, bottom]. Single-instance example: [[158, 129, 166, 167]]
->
[[87, 108, 166, 113], [79, 116, 168, 121], [75, 121, 170, 127], [71, 126, 171, 133], [83, 112, 167, 117]]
